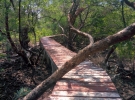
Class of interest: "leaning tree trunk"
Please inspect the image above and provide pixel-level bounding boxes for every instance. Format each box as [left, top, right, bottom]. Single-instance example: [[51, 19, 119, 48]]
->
[[23, 23, 135, 100]]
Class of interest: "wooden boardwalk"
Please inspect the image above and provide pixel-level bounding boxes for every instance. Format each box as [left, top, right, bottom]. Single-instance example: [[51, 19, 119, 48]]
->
[[39, 36, 122, 100]]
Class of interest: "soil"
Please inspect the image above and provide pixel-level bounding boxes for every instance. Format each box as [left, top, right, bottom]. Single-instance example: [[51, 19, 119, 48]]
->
[[107, 65, 135, 100], [0, 46, 52, 100]]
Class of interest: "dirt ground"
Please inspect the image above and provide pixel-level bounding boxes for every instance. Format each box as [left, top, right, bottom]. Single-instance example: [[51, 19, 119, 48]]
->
[[0, 47, 52, 100], [107, 66, 135, 100]]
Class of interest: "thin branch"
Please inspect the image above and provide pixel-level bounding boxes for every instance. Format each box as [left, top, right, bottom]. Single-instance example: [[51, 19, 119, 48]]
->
[[10, 0, 15, 10], [19, 0, 22, 49], [121, 0, 126, 27], [58, 24, 65, 34], [124, 0, 135, 9], [72, 6, 90, 41], [104, 45, 117, 64], [71, 27, 94, 46], [57, 16, 65, 34], [35, 48, 43, 65], [5, 1, 18, 53], [82, 6, 90, 28], [68, 13, 94, 46], [68, 0, 80, 25], [42, 15, 65, 34], [42, 15, 57, 21]]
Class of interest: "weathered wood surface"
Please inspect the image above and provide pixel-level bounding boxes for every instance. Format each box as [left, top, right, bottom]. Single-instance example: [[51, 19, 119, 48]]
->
[[39, 36, 122, 100]]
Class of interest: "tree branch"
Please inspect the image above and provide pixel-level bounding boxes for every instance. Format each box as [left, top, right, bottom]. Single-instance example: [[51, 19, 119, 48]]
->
[[121, 0, 127, 27], [10, 0, 15, 10], [19, 0, 23, 49], [104, 45, 117, 64], [5, 1, 18, 54], [124, 0, 135, 9], [72, 6, 90, 41]]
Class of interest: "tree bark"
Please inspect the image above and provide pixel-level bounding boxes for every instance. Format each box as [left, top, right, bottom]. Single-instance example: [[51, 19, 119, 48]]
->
[[23, 23, 135, 100], [104, 45, 117, 64], [4, 0, 30, 64], [67, 0, 87, 50]]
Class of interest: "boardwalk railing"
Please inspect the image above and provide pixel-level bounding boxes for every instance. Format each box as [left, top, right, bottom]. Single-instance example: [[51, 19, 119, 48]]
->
[[39, 35, 122, 100]]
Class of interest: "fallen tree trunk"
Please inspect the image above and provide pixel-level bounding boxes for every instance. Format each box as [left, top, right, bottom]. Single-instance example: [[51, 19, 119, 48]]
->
[[23, 23, 135, 100]]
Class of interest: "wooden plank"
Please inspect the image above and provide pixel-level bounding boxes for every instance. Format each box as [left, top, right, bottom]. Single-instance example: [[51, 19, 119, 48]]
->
[[78, 61, 98, 66], [76, 64, 102, 70], [46, 47, 75, 57], [67, 70, 108, 75], [41, 37, 61, 46], [65, 72, 108, 76], [60, 78, 111, 82], [74, 66, 103, 71], [68, 70, 106, 73], [51, 91, 120, 97], [43, 42, 76, 56], [48, 97, 122, 100], [70, 68, 103, 71], [53, 85, 117, 92], [76, 65, 101, 69], [63, 75, 110, 79], [79, 61, 94, 65], [56, 81, 115, 87]]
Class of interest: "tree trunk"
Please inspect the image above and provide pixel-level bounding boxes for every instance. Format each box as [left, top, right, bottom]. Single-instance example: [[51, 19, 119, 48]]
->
[[23, 23, 135, 100], [67, 0, 82, 50], [5, 0, 30, 64]]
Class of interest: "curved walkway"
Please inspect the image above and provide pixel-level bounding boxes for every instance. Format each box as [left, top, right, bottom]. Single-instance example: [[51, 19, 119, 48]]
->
[[39, 36, 122, 100]]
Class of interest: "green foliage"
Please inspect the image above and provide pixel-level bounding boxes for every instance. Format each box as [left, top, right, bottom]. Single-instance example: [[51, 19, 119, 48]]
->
[[116, 40, 135, 59], [0, 53, 6, 58], [0, 34, 5, 41], [14, 87, 31, 100], [0, 0, 135, 59]]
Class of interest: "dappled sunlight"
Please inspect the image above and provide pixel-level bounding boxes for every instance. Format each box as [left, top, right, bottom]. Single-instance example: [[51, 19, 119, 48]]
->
[[39, 36, 121, 99]]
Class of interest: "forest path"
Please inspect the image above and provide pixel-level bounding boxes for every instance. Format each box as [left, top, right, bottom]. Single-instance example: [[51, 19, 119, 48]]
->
[[39, 36, 122, 100]]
